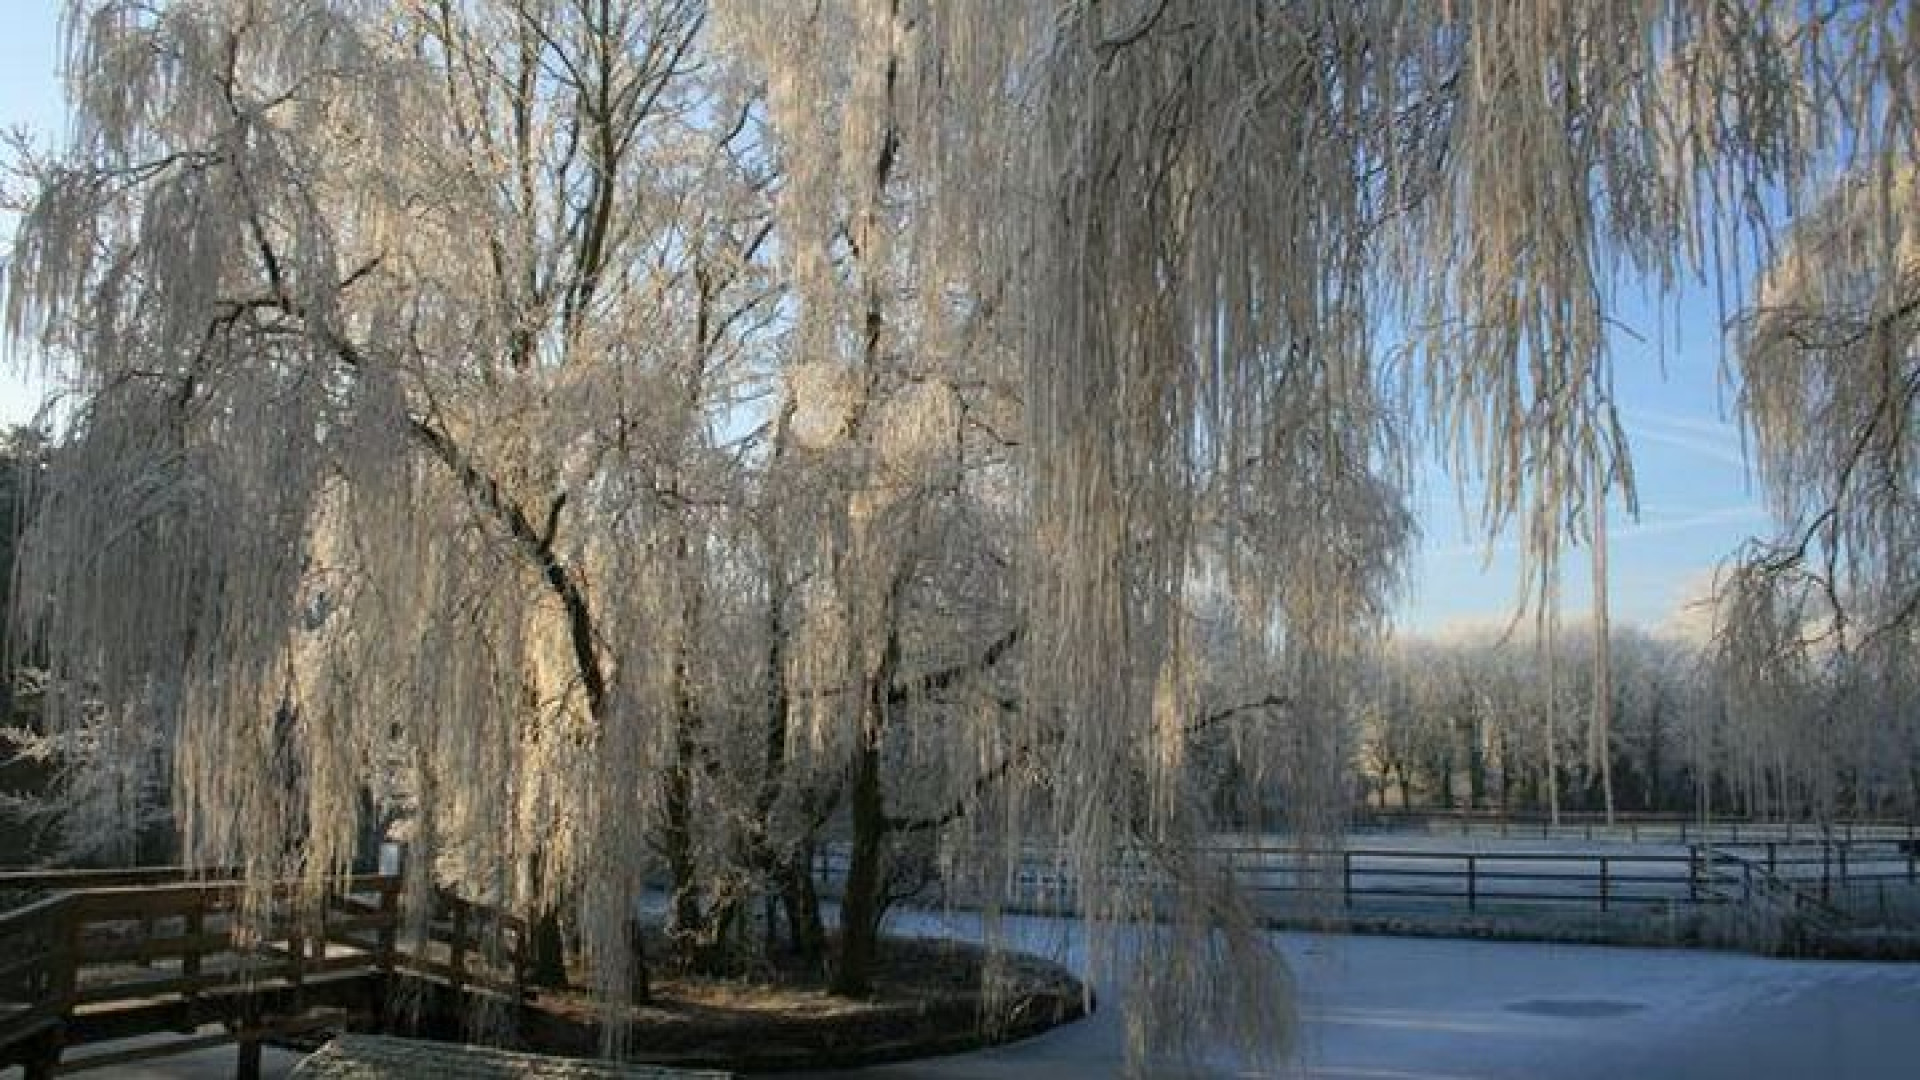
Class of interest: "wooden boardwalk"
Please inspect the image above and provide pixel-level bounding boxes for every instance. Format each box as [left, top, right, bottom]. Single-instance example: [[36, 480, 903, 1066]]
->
[[0, 870, 526, 1079]]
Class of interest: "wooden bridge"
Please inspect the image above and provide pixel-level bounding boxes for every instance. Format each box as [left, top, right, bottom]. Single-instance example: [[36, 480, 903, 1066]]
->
[[0, 868, 527, 1078]]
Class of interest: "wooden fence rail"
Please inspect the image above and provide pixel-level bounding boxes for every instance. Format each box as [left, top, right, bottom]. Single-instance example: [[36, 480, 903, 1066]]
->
[[1350, 810, 1920, 850]]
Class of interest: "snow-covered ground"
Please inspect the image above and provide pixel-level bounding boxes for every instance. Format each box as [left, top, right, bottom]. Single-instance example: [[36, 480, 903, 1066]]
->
[[26, 915, 1919, 1079], [790, 910, 1920, 1079]]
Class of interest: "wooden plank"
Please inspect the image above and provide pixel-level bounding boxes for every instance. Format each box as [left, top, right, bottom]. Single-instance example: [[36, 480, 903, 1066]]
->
[[0, 868, 231, 893], [322, 913, 397, 936], [69, 887, 233, 920], [52, 1029, 237, 1074], [76, 930, 232, 967], [0, 1006, 62, 1050], [64, 971, 379, 1046], [71, 957, 306, 1007], [64, 876, 400, 921], [0, 895, 69, 937], [0, 870, 398, 896]]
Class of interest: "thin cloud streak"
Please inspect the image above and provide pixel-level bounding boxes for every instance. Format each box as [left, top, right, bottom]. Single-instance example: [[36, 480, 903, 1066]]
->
[[1424, 503, 1768, 561], [1624, 409, 1751, 472]]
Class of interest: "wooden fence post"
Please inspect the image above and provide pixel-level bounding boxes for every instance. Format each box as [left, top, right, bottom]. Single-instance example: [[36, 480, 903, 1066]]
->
[[288, 919, 306, 993], [1341, 851, 1353, 909], [512, 914, 529, 1003], [1599, 857, 1610, 912], [26, 898, 79, 1080], [376, 882, 398, 976], [450, 898, 469, 998], [182, 900, 204, 1030], [237, 1026, 261, 1080], [1466, 855, 1477, 912]]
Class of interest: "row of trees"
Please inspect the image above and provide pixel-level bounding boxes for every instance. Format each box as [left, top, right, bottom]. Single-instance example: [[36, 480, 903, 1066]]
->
[[4, 0, 1917, 1072], [1355, 620, 1920, 827]]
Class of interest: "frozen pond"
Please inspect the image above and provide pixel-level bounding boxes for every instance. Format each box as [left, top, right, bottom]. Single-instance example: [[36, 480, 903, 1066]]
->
[[786, 910, 1920, 1079]]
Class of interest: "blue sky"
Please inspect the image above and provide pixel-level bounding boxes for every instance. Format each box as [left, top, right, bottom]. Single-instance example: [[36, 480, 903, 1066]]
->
[[1405, 300, 1766, 635], [0, 4, 63, 427], [0, 3, 1772, 635]]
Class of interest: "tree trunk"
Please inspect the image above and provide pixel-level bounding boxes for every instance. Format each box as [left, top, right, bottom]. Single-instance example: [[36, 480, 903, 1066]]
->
[[663, 527, 707, 961], [831, 722, 887, 997], [626, 917, 651, 1004], [662, 737, 702, 957], [1467, 717, 1487, 810], [780, 851, 826, 969], [521, 850, 569, 989]]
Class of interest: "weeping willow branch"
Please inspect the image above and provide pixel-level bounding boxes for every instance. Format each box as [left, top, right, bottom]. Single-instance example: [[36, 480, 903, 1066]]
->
[[886, 694, 1291, 836], [406, 417, 607, 721]]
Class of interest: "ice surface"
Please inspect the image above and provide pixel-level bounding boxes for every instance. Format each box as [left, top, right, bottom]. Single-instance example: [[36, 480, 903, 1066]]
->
[[780, 910, 1920, 1079]]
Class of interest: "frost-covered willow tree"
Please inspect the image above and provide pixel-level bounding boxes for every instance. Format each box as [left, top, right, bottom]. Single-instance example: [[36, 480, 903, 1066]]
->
[[10, 0, 1920, 1073], [1712, 0, 1920, 821], [1719, 148, 1920, 820], [3, 0, 788, 1016], [712, 0, 1920, 1068]]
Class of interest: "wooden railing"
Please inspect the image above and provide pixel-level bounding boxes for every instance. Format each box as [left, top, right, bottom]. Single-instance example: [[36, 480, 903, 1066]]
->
[[1250, 843, 1916, 914], [1350, 809, 1920, 849], [0, 870, 527, 1078], [1695, 845, 1849, 930], [818, 838, 1919, 918]]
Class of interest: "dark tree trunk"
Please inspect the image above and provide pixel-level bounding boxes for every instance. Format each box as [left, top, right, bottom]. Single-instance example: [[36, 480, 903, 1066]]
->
[[520, 849, 568, 989], [626, 917, 651, 1004], [662, 527, 708, 962], [832, 720, 887, 997], [781, 852, 826, 969], [1467, 719, 1488, 810]]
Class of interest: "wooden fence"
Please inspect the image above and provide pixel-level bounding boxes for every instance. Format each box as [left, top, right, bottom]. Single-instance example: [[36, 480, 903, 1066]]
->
[[819, 838, 1918, 919], [0, 870, 526, 1079], [1222, 843, 1908, 915], [1351, 809, 1920, 849]]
